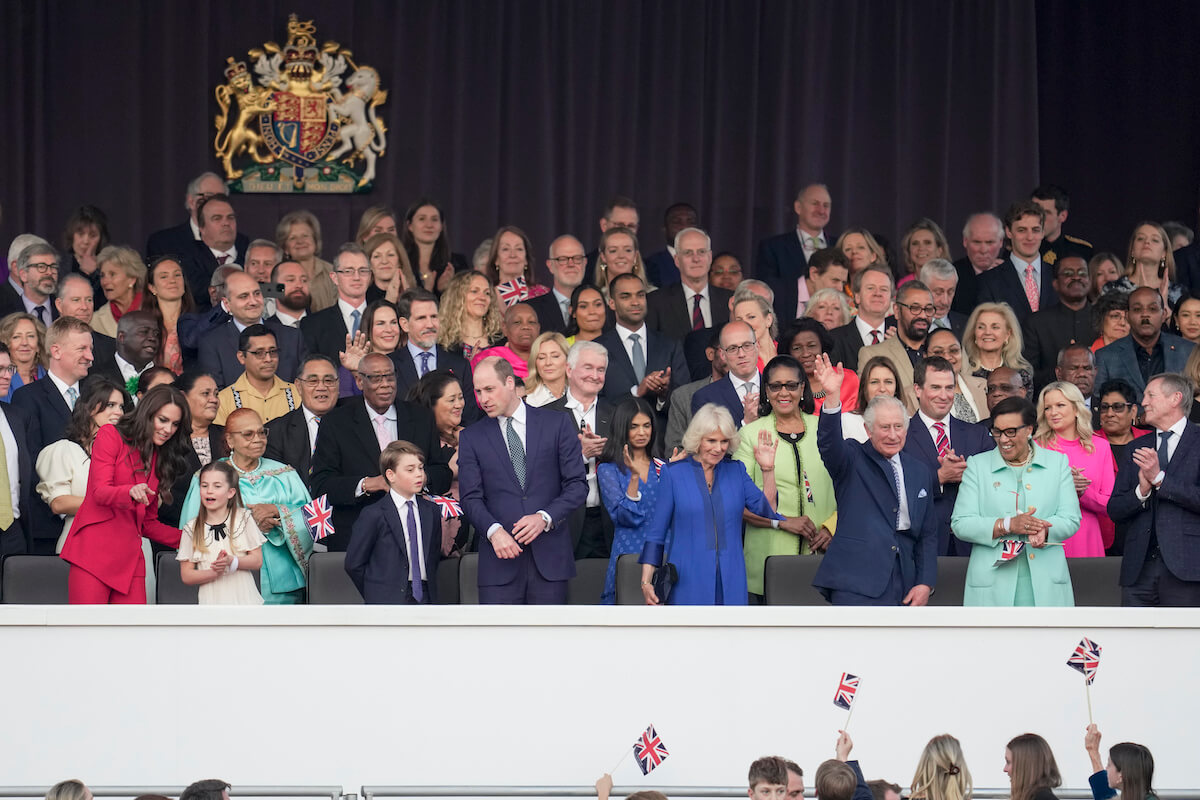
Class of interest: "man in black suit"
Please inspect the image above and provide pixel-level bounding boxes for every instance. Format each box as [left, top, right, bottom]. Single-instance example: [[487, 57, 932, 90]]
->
[[1023, 256, 1096, 391], [643, 202, 699, 288], [951, 212, 1008, 315], [301, 243, 370, 362], [902, 356, 995, 556], [0, 242, 61, 323], [768, 246, 850, 328], [265, 354, 339, 491], [145, 171, 227, 260], [55, 273, 115, 368], [828, 265, 895, 370], [646, 227, 733, 340], [597, 273, 688, 448], [88, 310, 160, 389], [583, 196, 640, 286], [177, 193, 250, 310], [394, 289, 478, 421], [198, 270, 305, 387], [1032, 184, 1094, 266], [977, 201, 1058, 325], [919, 258, 968, 339], [754, 183, 832, 289], [310, 352, 451, 552], [1109, 372, 1200, 606], [527, 235, 587, 335], [691, 321, 761, 427], [0, 397, 35, 557], [545, 340, 615, 558], [178, 265, 239, 360]]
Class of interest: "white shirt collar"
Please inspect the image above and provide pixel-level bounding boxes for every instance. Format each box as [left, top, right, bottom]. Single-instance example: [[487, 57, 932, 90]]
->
[[854, 316, 885, 339], [564, 389, 597, 414], [731, 373, 759, 394], [917, 409, 951, 431], [390, 488, 417, 507], [303, 406, 321, 425], [338, 297, 368, 316], [46, 369, 78, 402], [682, 284, 710, 303], [365, 398, 396, 422], [1163, 416, 1189, 440], [210, 245, 237, 263], [617, 322, 648, 344], [503, 401, 528, 426], [189, 218, 201, 240], [273, 307, 306, 327]]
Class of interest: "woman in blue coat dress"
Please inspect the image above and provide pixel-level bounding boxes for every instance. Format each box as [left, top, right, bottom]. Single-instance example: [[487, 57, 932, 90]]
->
[[639, 402, 785, 605]]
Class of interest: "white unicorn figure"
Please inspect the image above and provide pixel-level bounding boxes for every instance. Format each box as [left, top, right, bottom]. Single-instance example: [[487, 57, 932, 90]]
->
[[326, 66, 388, 187]]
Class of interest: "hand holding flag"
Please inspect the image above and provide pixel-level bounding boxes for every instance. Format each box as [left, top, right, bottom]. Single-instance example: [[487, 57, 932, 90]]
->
[[632, 724, 670, 775], [303, 494, 335, 541]]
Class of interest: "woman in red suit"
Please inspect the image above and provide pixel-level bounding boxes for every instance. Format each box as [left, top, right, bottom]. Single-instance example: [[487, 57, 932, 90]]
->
[[60, 385, 193, 603]]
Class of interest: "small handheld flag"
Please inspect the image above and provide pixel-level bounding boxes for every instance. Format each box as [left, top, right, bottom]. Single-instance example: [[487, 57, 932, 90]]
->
[[994, 540, 1026, 566], [497, 277, 527, 306], [1067, 637, 1102, 685], [303, 494, 335, 541], [833, 672, 859, 711], [428, 494, 463, 520], [632, 724, 670, 775]]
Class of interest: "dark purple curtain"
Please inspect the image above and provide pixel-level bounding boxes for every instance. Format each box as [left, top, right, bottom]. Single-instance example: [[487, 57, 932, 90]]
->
[[0, 0, 1069, 279]]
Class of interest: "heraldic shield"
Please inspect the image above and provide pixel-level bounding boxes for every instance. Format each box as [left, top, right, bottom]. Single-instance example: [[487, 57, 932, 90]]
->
[[213, 14, 388, 193]]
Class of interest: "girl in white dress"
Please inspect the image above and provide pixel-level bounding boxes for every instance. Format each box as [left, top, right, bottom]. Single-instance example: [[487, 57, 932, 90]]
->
[[178, 461, 265, 605]]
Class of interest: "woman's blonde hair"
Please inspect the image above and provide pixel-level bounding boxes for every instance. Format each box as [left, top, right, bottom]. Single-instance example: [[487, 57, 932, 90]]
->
[[835, 226, 889, 269], [437, 270, 502, 349], [364, 231, 417, 293], [97, 244, 147, 295], [524, 332, 569, 394], [909, 734, 972, 800], [356, 205, 397, 245], [733, 293, 778, 339], [0, 312, 47, 368], [275, 209, 324, 257], [963, 302, 1032, 374], [1035, 380, 1095, 452], [1125, 220, 1176, 282], [46, 780, 89, 800], [805, 288, 852, 328], [596, 226, 648, 295], [681, 403, 740, 455]]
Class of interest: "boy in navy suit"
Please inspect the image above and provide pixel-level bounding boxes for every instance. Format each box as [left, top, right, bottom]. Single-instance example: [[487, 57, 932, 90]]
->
[[345, 441, 443, 604]]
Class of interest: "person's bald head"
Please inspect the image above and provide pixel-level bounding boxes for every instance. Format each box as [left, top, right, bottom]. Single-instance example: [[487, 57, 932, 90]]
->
[[719, 320, 759, 380], [116, 310, 161, 369], [986, 366, 1029, 411]]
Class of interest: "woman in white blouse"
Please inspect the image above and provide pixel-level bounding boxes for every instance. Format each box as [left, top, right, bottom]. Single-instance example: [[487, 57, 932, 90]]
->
[[36, 378, 129, 552]]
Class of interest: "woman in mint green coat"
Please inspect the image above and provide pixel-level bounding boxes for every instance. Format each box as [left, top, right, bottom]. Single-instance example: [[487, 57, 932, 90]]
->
[[951, 397, 1081, 606], [735, 355, 837, 597]]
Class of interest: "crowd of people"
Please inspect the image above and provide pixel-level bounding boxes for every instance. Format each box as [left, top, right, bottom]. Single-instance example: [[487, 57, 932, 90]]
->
[[6, 172, 1200, 606]]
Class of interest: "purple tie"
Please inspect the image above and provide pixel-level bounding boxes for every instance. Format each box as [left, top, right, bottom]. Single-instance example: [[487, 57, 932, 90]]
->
[[406, 500, 423, 603]]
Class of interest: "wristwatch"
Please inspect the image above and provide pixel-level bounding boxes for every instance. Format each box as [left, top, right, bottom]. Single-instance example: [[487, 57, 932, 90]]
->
[[770, 519, 781, 530]]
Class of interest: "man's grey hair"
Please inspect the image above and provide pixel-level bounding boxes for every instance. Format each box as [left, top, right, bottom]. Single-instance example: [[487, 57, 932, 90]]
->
[[1149, 372, 1195, 417], [567, 339, 608, 369], [16, 242, 58, 274], [1056, 343, 1095, 369], [863, 395, 910, 431], [962, 212, 1004, 239], [919, 258, 958, 284], [57, 271, 93, 295], [732, 279, 775, 305], [185, 171, 225, 211], [8, 233, 48, 266], [674, 226, 712, 252], [246, 238, 284, 264], [210, 264, 244, 300], [333, 242, 367, 270]]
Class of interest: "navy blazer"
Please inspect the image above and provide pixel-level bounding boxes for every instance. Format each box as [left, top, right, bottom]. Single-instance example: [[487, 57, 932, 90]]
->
[[457, 404, 587, 586], [813, 408, 939, 599], [0, 402, 34, 549], [754, 229, 809, 285], [198, 318, 306, 388], [1094, 333, 1194, 398], [299, 304, 350, 362], [392, 345, 479, 423], [975, 257, 1059, 325], [178, 306, 232, 363], [645, 282, 733, 341], [11, 374, 71, 455], [525, 289, 569, 335], [691, 373, 758, 427], [643, 249, 680, 288], [176, 233, 251, 311], [346, 493, 442, 604], [827, 321, 869, 373], [145, 219, 195, 260], [902, 414, 995, 556], [595, 328, 689, 406], [1108, 423, 1200, 585]]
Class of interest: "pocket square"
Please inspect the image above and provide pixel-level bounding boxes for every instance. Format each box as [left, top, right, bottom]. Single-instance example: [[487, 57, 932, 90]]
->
[[917, 488, 928, 498]]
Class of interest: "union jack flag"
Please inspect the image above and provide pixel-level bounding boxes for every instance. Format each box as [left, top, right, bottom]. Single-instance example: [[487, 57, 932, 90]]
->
[[496, 277, 528, 306], [652, 458, 666, 477], [999, 540, 1025, 561], [1067, 637, 1102, 685], [303, 494, 335, 541], [428, 493, 463, 520], [833, 672, 859, 711], [633, 724, 670, 775]]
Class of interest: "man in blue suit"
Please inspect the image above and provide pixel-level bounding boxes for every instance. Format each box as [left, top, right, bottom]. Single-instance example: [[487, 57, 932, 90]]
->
[[1094, 287, 1194, 400], [902, 356, 995, 556], [811, 354, 938, 606], [458, 356, 588, 604], [1108, 372, 1200, 606], [692, 321, 760, 427], [643, 202, 699, 288], [754, 183, 832, 298], [198, 270, 305, 387]]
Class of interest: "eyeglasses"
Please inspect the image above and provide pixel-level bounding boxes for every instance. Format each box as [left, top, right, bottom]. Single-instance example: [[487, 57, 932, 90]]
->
[[1098, 402, 1133, 413], [243, 348, 279, 359], [231, 429, 267, 440], [0, 366, 15, 376], [723, 342, 757, 355], [986, 385, 1022, 396], [989, 426, 1029, 440], [680, 248, 711, 258], [1057, 268, 1089, 279], [336, 268, 373, 277], [766, 381, 802, 392], [25, 262, 58, 273], [900, 303, 936, 316], [927, 346, 962, 358], [298, 375, 339, 387], [551, 255, 587, 266], [361, 372, 397, 385]]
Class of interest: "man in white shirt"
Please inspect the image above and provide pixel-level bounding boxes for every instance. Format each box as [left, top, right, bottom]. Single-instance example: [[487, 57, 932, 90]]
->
[[300, 243, 371, 361], [529, 235, 586, 334], [646, 227, 733, 340], [691, 321, 760, 427], [828, 265, 894, 369], [11, 243, 60, 323], [265, 353, 339, 490]]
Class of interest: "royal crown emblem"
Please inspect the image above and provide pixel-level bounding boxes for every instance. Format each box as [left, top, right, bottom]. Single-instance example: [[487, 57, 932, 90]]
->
[[213, 14, 388, 193]]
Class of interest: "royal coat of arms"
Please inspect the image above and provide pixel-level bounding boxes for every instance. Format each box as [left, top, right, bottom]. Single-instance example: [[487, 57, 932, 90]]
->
[[213, 15, 388, 193]]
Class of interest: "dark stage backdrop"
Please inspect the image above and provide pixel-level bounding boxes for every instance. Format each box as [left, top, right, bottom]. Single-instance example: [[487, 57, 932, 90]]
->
[[0, 1, 1194, 279]]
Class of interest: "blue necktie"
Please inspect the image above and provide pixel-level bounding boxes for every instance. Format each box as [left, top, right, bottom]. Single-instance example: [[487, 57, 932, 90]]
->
[[350, 309, 361, 337], [406, 500, 423, 603], [628, 333, 646, 382], [419, 351, 432, 376], [889, 457, 903, 529]]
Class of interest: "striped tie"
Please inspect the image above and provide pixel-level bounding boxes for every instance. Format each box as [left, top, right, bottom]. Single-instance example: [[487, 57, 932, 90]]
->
[[933, 421, 949, 458]]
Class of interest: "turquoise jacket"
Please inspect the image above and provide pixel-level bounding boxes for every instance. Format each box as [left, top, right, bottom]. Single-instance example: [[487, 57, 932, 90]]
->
[[951, 444, 1081, 606]]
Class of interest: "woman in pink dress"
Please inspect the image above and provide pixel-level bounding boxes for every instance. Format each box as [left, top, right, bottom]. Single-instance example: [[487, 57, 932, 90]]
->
[[1034, 381, 1114, 557]]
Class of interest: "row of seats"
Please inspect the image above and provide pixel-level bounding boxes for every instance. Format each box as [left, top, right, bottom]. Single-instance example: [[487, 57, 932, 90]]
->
[[0, 553, 1125, 606]]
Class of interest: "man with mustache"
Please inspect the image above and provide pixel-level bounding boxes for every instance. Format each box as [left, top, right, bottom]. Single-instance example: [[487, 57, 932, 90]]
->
[[1094, 287, 1194, 400], [1022, 256, 1097, 392], [856, 281, 937, 413]]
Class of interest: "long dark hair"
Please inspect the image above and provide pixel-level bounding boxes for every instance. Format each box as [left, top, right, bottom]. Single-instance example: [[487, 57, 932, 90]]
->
[[1109, 742, 1155, 800], [757, 354, 815, 418], [1005, 734, 1061, 800], [400, 197, 453, 274], [64, 378, 131, 451], [599, 397, 657, 466], [142, 255, 196, 365], [113, 384, 192, 503]]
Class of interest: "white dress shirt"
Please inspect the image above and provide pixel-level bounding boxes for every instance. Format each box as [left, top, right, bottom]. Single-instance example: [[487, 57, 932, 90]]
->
[[616, 323, 649, 394], [564, 390, 600, 507], [303, 407, 321, 456], [1136, 415, 1189, 502], [917, 410, 952, 450], [45, 369, 80, 411], [1010, 253, 1043, 295], [273, 307, 306, 327], [389, 489, 427, 581], [730, 373, 760, 400], [486, 401, 537, 539], [797, 228, 827, 262], [210, 245, 238, 265], [682, 284, 712, 328], [338, 297, 368, 337], [854, 316, 887, 348], [115, 354, 152, 384]]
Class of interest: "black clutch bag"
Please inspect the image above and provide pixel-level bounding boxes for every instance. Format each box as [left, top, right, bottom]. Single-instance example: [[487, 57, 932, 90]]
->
[[651, 561, 678, 604]]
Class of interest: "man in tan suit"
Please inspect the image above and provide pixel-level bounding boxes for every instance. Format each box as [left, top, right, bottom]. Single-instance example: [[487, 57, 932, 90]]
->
[[856, 281, 936, 413]]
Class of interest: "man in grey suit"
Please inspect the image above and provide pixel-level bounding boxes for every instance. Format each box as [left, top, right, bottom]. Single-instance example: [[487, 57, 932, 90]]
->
[[199, 270, 305, 387], [1094, 287, 1194, 400], [666, 330, 726, 454]]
